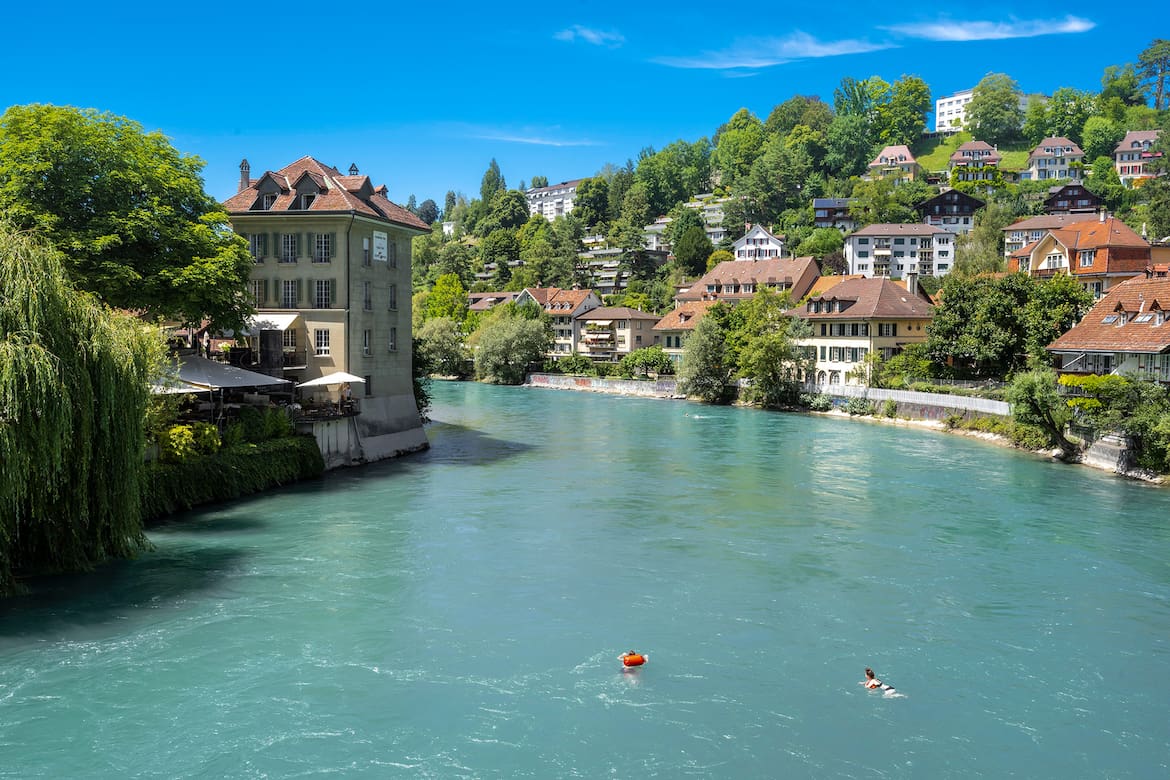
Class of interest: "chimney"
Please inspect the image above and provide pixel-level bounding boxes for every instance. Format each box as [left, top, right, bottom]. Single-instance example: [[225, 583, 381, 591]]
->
[[1099, 208, 1106, 223], [238, 159, 251, 192], [906, 271, 919, 297]]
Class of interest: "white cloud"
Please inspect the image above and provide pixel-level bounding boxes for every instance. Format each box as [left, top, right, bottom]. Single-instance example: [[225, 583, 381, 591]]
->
[[653, 32, 893, 71], [888, 15, 1095, 42], [553, 25, 624, 47], [467, 128, 602, 148]]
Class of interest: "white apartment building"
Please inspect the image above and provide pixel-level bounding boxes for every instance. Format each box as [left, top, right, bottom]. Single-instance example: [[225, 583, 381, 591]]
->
[[526, 179, 581, 220], [934, 88, 1029, 133], [845, 223, 957, 278]]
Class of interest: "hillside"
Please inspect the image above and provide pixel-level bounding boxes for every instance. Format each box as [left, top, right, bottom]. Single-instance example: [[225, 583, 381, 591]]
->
[[913, 132, 1031, 174]]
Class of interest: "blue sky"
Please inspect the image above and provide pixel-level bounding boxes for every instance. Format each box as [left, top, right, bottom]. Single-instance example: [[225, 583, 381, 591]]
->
[[1, 3, 1164, 210]]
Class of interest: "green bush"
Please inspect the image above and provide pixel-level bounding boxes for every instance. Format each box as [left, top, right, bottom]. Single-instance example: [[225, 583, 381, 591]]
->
[[551, 353, 595, 376], [141, 436, 325, 523], [158, 425, 197, 463], [801, 393, 833, 411], [191, 422, 221, 454], [845, 398, 876, 416], [881, 399, 898, 418]]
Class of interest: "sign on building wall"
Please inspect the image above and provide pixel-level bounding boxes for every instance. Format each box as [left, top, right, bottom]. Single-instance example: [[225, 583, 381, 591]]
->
[[373, 231, 388, 262]]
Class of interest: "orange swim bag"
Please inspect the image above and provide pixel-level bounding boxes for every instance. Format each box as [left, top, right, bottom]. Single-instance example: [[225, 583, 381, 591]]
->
[[622, 654, 646, 667]]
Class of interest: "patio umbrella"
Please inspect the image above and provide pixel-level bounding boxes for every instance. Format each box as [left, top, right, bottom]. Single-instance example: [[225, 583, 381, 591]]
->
[[296, 371, 366, 388]]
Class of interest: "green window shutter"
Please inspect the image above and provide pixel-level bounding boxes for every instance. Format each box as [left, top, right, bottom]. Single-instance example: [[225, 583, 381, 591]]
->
[[330, 278, 337, 306], [306, 233, 315, 259], [261, 233, 268, 258], [262, 279, 269, 305], [330, 232, 337, 258], [294, 233, 302, 259]]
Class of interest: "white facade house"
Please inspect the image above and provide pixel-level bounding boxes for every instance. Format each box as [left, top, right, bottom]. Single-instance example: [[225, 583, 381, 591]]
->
[[526, 179, 581, 220], [1114, 130, 1162, 185], [1021, 137, 1085, 181], [732, 224, 785, 260], [845, 223, 957, 278]]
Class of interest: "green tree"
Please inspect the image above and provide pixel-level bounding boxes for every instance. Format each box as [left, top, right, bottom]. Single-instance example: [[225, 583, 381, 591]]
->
[[1006, 369, 1077, 457], [877, 75, 931, 145], [416, 198, 440, 225], [926, 272, 1034, 377], [1022, 273, 1094, 363], [707, 249, 733, 271], [472, 316, 551, 384], [1100, 63, 1147, 106], [1044, 88, 1098, 145], [712, 108, 765, 188], [480, 158, 506, 203], [618, 345, 674, 378], [1021, 96, 1049, 146], [673, 225, 713, 277], [794, 227, 844, 258], [849, 177, 922, 226], [431, 241, 475, 288], [483, 229, 520, 289], [765, 95, 833, 138], [529, 175, 548, 189], [1, 225, 165, 593], [418, 316, 468, 377], [1085, 155, 1127, 213], [1138, 39, 1170, 110], [740, 317, 813, 407], [573, 177, 609, 230], [0, 104, 254, 331], [1081, 116, 1125, 160], [823, 113, 876, 178], [425, 273, 469, 322], [966, 73, 1024, 147], [952, 200, 1018, 276], [678, 312, 731, 403]]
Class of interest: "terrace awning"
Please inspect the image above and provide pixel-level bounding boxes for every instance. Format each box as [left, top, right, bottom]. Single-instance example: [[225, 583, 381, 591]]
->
[[176, 355, 292, 390]]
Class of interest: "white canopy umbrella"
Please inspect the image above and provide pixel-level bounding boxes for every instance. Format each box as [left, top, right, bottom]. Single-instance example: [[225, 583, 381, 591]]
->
[[296, 371, 366, 388]]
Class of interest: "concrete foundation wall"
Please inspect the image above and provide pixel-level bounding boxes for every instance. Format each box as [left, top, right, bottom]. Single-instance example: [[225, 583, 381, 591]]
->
[[298, 393, 428, 470]]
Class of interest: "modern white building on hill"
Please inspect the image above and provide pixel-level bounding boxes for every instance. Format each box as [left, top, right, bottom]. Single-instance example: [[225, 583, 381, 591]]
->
[[844, 223, 957, 279]]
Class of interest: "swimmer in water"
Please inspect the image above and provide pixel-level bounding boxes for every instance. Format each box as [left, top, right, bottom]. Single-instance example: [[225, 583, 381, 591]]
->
[[862, 667, 896, 694]]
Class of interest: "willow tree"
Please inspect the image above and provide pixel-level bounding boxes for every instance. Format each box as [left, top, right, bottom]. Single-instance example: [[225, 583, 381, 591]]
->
[[0, 225, 164, 594]]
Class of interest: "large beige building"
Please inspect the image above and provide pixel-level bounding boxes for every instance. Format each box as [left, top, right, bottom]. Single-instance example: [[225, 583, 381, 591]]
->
[[223, 156, 431, 463]]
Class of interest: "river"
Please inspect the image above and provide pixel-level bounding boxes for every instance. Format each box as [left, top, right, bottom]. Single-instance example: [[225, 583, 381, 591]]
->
[[2, 380, 1168, 778]]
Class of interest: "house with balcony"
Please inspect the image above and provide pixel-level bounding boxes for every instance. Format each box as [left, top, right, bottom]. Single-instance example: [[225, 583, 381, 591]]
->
[[867, 145, 921, 183], [788, 276, 935, 386], [1114, 130, 1162, 185], [526, 179, 582, 220], [1002, 214, 1099, 256], [1021, 137, 1084, 181], [1047, 276, 1170, 383], [732, 224, 786, 260], [575, 307, 661, 361], [916, 190, 985, 236], [683, 193, 734, 244], [844, 224, 956, 279], [653, 301, 720, 366], [224, 156, 430, 464], [1010, 215, 1150, 298], [813, 198, 857, 232], [675, 255, 819, 305], [515, 286, 601, 356], [947, 141, 1002, 185], [1043, 183, 1101, 215]]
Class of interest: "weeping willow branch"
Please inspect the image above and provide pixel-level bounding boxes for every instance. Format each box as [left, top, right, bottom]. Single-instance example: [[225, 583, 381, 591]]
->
[[0, 223, 165, 594]]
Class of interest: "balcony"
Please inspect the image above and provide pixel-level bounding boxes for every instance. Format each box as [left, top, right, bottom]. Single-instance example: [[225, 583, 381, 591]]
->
[[282, 349, 308, 369]]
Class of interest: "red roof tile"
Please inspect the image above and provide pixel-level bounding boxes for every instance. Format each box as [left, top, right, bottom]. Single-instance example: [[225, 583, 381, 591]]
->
[[1049, 276, 1170, 353]]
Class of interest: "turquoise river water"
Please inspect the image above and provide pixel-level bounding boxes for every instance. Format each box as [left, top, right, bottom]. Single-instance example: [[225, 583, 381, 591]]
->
[[2, 380, 1169, 778]]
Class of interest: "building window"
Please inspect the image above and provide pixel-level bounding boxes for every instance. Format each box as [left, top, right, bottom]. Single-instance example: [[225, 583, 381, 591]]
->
[[314, 328, 330, 356], [248, 279, 263, 307], [262, 193, 277, 210], [282, 280, 298, 308], [315, 279, 331, 309], [363, 237, 371, 266], [362, 329, 372, 356], [363, 281, 372, 311], [300, 193, 316, 209], [388, 283, 398, 310], [1079, 249, 1096, 267], [281, 233, 298, 263], [248, 233, 267, 262], [314, 233, 331, 263], [388, 326, 398, 352], [387, 240, 397, 268], [282, 330, 297, 349], [878, 323, 897, 337]]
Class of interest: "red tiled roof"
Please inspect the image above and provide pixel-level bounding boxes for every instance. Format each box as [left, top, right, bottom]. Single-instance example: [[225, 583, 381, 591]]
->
[[851, 223, 950, 237], [869, 145, 916, 167], [788, 277, 935, 320], [806, 274, 865, 298], [676, 256, 819, 302], [653, 300, 720, 331], [1005, 214, 1099, 232], [1048, 276, 1170, 353], [577, 306, 659, 321], [223, 155, 429, 232]]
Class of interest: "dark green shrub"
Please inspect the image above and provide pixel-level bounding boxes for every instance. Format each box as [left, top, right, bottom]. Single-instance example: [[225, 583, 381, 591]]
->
[[881, 399, 898, 418], [801, 393, 833, 411], [845, 397, 876, 416]]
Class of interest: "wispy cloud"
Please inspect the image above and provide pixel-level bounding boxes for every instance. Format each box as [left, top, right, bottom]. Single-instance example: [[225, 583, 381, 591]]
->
[[467, 128, 602, 148], [888, 15, 1095, 42], [553, 25, 624, 47], [653, 32, 893, 71]]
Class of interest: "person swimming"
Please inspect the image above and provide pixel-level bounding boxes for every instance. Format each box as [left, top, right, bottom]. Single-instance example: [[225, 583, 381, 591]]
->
[[862, 667, 896, 694]]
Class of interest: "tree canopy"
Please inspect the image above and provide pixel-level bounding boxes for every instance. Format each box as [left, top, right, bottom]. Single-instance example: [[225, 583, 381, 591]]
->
[[0, 104, 254, 330]]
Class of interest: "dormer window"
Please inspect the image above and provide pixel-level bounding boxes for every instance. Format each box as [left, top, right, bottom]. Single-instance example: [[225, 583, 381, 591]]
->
[[299, 193, 316, 209], [262, 193, 277, 210]]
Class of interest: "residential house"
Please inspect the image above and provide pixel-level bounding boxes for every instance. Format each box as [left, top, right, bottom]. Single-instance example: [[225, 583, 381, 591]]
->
[[575, 307, 661, 361], [224, 156, 430, 462], [1043, 183, 1101, 215], [732, 224, 786, 260], [1113, 130, 1162, 185], [1047, 276, 1170, 383], [644, 215, 672, 253], [813, 198, 857, 233], [468, 290, 522, 313], [1022, 137, 1084, 181], [675, 256, 820, 304], [916, 189, 985, 236], [1003, 214, 1099, 256], [788, 276, 935, 386], [948, 141, 1001, 184], [683, 193, 734, 244], [845, 224, 957, 278], [1010, 214, 1150, 298], [867, 145, 921, 183], [526, 179, 582, 220], [515, 286, 601, 356], [653, 301, 720, 366]]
